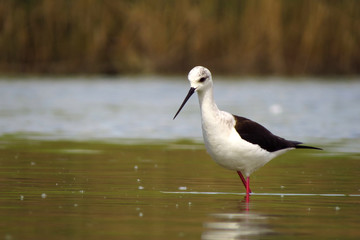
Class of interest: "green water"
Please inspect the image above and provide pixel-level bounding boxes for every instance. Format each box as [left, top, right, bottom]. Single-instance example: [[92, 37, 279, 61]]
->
[[0, 137, 359, 239]]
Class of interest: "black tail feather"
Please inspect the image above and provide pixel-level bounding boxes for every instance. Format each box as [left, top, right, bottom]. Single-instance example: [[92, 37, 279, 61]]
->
[[295, 145, 323, 150]]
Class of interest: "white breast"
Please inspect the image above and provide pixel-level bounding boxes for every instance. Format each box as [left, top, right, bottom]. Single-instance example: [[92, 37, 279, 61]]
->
[[201, 111, 289, 176]]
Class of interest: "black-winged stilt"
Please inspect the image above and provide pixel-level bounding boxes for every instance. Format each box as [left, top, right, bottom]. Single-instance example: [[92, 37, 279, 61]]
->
[[173, 66, 321, 198]]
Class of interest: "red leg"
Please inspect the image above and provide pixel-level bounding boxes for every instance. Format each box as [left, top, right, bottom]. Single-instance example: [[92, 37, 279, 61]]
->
[[246, 177, 251, 203], [246, 177, 250, 196], [237, 171, 247, 188], [237, 171, 252, 193]]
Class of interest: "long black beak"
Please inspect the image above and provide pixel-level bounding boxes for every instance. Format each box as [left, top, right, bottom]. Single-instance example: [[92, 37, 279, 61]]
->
[[173, 87, 196, 120]]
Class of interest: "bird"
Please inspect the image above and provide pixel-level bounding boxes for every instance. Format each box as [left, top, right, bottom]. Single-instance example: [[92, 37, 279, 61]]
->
[[173, 66, 322, 198]]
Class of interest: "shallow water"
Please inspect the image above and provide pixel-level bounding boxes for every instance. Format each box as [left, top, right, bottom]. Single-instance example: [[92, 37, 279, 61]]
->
[[0, 138, 359, 239], [0, 76, 359, 149], [0, 76, 360, 239]]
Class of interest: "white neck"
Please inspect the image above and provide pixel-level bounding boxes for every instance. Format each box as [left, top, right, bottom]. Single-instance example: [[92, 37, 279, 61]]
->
[[197, 87, 220, 120]]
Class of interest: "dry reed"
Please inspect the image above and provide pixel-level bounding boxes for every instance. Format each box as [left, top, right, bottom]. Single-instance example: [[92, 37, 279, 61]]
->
[[0, 0, 359, 75]]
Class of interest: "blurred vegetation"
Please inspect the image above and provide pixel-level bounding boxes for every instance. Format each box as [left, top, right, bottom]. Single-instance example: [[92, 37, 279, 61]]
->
[[0, 0, 359, 75]]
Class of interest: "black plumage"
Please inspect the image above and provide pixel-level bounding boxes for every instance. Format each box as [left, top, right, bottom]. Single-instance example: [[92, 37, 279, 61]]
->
[[233, 115, 322, 152]]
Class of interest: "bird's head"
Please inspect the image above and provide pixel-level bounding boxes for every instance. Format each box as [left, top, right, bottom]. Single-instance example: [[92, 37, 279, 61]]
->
[[188, 66, 213, 92], [173, 66, 212, 119]]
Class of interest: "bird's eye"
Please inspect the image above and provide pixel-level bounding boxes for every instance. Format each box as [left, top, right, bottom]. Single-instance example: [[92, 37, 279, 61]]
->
[[199, 77, 207, 82]]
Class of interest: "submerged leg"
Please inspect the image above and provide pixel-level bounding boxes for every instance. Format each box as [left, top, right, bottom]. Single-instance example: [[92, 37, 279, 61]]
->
[[246, 177, 250, 195], [245, 177, 250, 203], [237, 171, 252, 193]]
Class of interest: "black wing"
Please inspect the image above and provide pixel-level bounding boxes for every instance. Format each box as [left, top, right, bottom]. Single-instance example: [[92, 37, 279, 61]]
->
[[233, 115, 301, 152]]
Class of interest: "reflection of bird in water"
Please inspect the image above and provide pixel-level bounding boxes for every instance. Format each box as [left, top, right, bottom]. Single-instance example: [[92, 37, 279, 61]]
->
[[202, 212, 272, 239], [174, 66, 322, 199]]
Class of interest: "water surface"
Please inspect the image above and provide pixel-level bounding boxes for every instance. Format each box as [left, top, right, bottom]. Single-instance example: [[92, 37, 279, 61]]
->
[[0, 76, 359, 149], [0, 138, 359, 239], [0, 76, 359, 239]]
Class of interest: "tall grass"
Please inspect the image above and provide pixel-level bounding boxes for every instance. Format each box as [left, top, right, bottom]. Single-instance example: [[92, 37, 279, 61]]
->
[[0, 0, 359, 75]]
